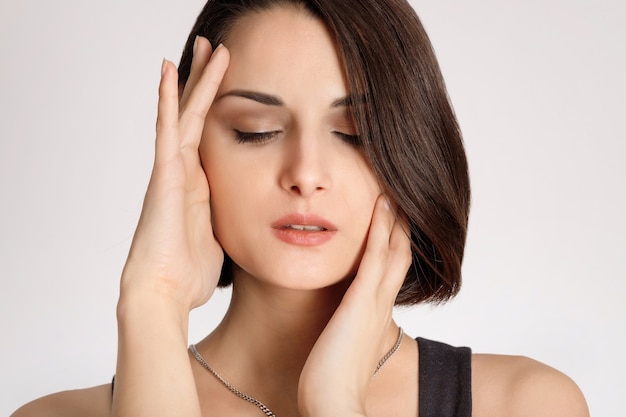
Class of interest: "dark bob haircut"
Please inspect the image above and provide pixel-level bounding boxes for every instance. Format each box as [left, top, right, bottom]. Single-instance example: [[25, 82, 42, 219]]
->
[[177, 0, 470, 305]]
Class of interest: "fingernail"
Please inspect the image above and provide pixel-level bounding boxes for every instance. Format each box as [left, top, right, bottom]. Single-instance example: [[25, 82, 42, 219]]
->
[[383, 196, 391, 210], [193, 35, 199, 55], [161, 58, 167, 76]]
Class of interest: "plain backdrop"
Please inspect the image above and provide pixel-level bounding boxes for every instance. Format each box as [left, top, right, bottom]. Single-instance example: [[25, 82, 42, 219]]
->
[[1, 0, 624, 415]]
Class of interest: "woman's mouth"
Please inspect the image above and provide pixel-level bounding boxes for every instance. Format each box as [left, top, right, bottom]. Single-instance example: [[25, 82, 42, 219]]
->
[[282, 224, 327, 231], [271, 214, 337, 246]]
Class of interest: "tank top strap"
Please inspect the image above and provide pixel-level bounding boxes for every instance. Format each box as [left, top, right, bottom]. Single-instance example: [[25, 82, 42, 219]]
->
[[416, 337, 472, 417]]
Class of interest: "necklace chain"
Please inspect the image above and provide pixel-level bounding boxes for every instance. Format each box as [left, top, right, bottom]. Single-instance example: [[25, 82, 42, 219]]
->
[[189, 327, 404, 417], [374, 326, 404, 375], [190, 344, 277, 416]]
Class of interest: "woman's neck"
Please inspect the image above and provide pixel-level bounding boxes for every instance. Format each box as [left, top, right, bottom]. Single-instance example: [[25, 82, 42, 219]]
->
[[195, 271, 352, 403]]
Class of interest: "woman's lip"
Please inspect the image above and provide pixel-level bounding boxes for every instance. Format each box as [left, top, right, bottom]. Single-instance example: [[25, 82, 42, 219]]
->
[[271, 213, 337, 246], [271, 213, 338, 231]]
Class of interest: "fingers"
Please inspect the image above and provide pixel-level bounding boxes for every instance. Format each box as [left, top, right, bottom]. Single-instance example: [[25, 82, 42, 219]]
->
[[356, 196, 393, 287], [179, 36, 213, 106], [178, 41, 230, 149], [355, 195, 412, 300], [153, 37, 229, 189], [155, 59, 181, 167], [383, 213, 412, 297]]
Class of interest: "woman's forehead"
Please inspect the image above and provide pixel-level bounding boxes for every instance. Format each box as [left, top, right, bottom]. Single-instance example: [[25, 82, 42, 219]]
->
[[218, 6, 350, 106]]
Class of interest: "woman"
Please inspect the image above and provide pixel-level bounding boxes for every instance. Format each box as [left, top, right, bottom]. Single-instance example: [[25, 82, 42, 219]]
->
[[13, 0, 588, 416]]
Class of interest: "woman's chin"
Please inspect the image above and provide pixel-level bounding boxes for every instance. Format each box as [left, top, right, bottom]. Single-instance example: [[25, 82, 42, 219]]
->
[[232, 262, 357, 293]]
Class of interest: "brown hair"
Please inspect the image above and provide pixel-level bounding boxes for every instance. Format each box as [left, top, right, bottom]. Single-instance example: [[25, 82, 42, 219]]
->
[[178, 0, 470, 305]]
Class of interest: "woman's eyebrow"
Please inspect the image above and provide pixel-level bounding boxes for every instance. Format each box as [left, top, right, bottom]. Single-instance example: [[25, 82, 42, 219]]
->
[[215, 90, 364, 108], [217, 90, 284, 106], [331, 95, 365, 108]]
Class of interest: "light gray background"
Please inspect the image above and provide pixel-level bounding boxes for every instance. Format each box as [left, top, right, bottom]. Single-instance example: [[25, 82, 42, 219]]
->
[[1, 0, 624, 415]]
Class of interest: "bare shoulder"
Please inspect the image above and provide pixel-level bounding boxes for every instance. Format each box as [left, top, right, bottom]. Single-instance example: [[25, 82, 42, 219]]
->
[[11, 384, 112, 417], [471, 353, 589, 417]]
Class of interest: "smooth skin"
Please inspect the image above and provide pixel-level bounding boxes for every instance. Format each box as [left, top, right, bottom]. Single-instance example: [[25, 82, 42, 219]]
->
[[12, 6, 589, 417]]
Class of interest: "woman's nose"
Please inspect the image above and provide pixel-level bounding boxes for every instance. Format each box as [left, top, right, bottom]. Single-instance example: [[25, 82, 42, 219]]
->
[[278, 131, 331, 197]]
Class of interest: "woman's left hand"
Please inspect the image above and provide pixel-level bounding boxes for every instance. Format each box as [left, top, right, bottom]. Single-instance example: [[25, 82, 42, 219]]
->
[[298, 195, 412, 417]]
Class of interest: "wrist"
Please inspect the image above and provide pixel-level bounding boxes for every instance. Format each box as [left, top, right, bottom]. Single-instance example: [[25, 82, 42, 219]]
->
[[118, 262, 196, 314], [113, 285, 200, 417], [117, 284, 190, 340]]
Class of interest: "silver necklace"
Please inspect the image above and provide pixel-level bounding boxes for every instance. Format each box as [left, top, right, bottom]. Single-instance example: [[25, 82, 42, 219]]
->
[[189, 327, 404, 417], [374, 326, 404, 375]]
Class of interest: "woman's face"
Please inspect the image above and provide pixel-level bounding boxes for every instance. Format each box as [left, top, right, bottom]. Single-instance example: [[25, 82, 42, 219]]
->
[[200, 6, 381, 289]]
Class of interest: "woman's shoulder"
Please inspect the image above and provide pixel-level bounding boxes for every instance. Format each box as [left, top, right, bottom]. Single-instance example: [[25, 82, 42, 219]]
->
[[11, 383, 112, 417], [471, 353, 589, 417]]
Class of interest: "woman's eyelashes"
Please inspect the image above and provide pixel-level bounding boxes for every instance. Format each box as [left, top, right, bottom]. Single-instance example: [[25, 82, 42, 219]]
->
[[233, 129, 361, 146], [233, 129, 281, 144], [333, 131, 361, 146]]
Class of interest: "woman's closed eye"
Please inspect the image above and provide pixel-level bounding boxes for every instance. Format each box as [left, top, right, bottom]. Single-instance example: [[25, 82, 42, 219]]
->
[[233, 129, 361, 146], [333, 131, 361, 146], [234, 129, 282, 144]]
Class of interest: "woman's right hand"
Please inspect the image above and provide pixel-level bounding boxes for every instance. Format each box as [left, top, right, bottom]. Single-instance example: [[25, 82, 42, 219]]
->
[[120, 37, 230, 314], [112, 38, 230, 417]]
